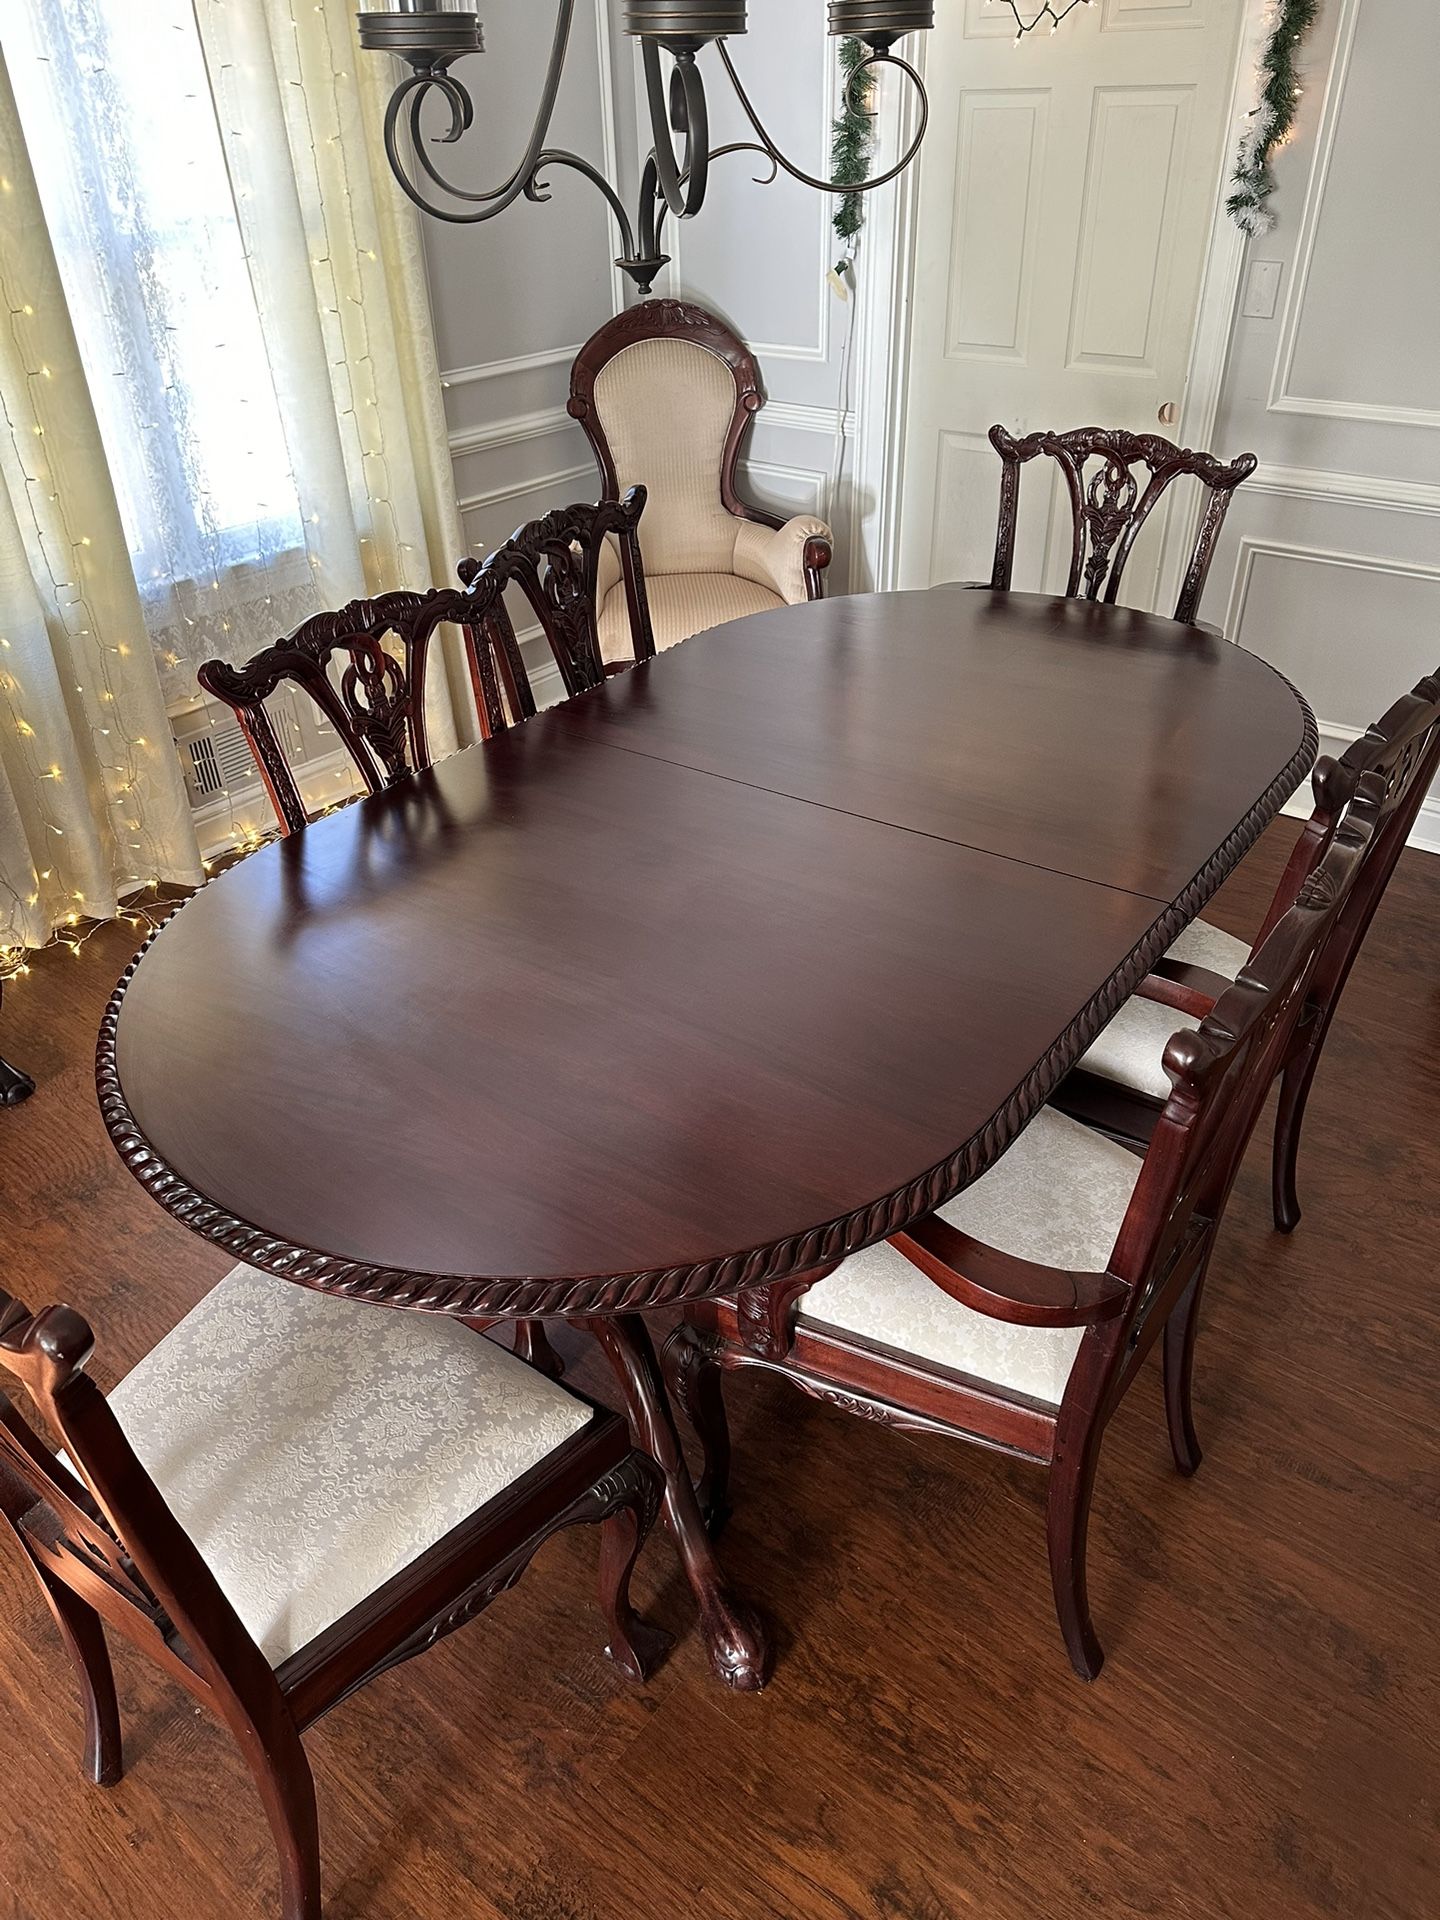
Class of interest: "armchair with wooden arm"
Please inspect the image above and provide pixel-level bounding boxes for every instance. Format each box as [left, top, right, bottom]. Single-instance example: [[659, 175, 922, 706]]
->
[[1056, 673, 1440, 1231], [569, 299, 834, 661], [660, 787, 1381, 1683]]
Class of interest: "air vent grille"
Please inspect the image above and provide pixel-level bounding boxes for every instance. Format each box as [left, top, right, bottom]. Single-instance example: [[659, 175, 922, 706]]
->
[[213, 722, 260, 791], [186, 731, 225, 799], [184, 719, 257, 799]]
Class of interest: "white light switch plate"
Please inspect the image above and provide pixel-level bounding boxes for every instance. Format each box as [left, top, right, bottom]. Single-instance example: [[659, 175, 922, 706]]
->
[[1242, 259, 1283, 320]]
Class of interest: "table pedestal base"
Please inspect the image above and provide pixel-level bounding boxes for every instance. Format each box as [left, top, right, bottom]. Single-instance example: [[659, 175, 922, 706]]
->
[[585, 1314, 770, 1692]]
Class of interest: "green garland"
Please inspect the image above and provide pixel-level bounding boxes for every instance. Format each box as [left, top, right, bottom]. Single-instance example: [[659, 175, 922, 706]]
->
[[1227, 0, 1320, 235], [830, 37, 877, 254]]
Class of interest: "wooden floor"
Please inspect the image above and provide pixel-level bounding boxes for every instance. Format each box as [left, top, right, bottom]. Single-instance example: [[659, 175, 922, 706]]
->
[[0, 819, 1435, 1920]]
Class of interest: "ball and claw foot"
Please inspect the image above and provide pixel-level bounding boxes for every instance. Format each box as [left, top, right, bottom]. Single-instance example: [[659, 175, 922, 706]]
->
[[701, 1597, 771, 1692]]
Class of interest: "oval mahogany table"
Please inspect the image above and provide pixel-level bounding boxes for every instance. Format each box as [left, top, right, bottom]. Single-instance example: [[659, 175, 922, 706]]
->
[[98, 588, 1316, 1691]]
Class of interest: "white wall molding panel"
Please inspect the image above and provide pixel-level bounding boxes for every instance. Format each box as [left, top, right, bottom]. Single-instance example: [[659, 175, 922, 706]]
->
[[1207, 0, 1440, 850]]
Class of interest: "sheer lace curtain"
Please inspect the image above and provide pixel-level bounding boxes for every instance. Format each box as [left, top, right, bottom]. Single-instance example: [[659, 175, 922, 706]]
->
[[0, 0, 468, 959]]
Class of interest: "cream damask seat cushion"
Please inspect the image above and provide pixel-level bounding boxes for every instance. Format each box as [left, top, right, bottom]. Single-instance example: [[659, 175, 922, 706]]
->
[[1076, 918, 1251, 1101], [800, 1108, 1142, 1407], [104, 1265, 593, 1665]]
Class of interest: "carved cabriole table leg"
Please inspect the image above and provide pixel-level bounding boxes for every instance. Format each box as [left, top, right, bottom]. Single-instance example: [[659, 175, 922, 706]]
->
[[583, 1313, 771, 1692]]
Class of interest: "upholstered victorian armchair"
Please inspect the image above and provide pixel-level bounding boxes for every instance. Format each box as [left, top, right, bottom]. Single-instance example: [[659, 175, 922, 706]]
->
[[570, 299, 834, 660]]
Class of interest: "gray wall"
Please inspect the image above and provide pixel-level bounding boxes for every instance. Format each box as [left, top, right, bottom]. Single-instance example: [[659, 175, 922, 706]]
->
[[1204, 0, 1440, 843], [422, 1, 618, 573]]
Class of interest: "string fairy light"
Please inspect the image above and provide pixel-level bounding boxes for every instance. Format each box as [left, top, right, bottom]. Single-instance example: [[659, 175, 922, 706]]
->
[[0, 767, 366, 991], [0, 0, 322, 966], [1002, 0, 1092, 42], [4, 0, 448, 986], [1, 884, 177, 988]]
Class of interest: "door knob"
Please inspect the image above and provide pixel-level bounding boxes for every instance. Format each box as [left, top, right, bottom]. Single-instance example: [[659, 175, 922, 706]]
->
[[1157, 401, 1178, 426]]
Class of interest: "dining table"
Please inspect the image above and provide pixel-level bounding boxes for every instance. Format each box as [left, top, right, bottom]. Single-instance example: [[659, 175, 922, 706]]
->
[[97, 586, 1317, 1691]]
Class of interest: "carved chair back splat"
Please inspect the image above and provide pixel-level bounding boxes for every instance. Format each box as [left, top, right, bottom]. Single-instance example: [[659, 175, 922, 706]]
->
[[1057, 668, 1440, 1231], [0, 1288, 664, 1920], [987, 423, 1258, 627], [664, 794, 1379, 1686], [198, 590, 468, 837], [457, 489, 656, 725]]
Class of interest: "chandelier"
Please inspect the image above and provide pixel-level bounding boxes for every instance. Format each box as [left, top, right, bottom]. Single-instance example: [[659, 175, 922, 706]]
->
[[356, 2, 935, 292]]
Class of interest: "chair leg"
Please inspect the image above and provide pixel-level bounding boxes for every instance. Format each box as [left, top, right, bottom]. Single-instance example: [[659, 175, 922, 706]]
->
[[513, 1319, 565, 1380], [1162, 1278, 1204, 1478], [597, 1455, 672, 1684], [1272, 1041, 1322, 1235], [1046, 1424, 1107, 1683], [36, 1569, 123, 1786], [660, 1324, 732, 1535], [241, 1729, 322, 1920]]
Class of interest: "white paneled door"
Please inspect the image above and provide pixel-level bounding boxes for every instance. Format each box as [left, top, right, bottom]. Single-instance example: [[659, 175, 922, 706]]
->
[[897, 0, 1246, 600]]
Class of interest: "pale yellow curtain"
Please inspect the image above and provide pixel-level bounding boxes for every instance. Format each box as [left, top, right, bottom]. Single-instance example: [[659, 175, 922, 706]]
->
[[196, 0, 472, 750], [0, 4, 473, 960], [0, 51, 202, 955]]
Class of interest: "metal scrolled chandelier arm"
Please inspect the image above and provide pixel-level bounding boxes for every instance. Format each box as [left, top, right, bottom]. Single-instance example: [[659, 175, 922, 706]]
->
[[356, 2, 935, 293]]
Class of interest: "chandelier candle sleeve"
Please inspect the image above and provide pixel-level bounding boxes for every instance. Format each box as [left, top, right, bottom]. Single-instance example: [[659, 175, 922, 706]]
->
[[355, 3, 483, 70], [624, 2, 749, 44], [829, 3, 935, 46]]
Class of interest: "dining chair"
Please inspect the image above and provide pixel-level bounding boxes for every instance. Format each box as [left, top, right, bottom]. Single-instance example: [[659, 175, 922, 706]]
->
[[456, 489, 656, 730], [662, 789, 1380, 1684], [987, 423, 1258, 626], [0, 1263, 666, 1920], [198, 589, 467, 837], [1054, 668, 1440, 1231], [200, 591, 567, 1382], [568, 298, 834, 655]]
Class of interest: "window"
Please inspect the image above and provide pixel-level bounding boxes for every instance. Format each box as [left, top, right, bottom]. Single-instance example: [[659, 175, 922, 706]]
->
[[7, 0, 311, 677]]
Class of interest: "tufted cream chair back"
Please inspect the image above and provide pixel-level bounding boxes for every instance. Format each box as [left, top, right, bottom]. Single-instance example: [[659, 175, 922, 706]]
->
[[592, 338, 740, 576], [570, 300, 834, 655]]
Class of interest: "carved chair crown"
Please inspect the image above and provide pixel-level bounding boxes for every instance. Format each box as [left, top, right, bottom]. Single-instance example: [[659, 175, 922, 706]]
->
[[569, 299, 765, 465], [1347, 672, 1440, 814], [199, 589, 463, 836], [1300, 669, 1440, 989], [987, 423, 1258, 626]]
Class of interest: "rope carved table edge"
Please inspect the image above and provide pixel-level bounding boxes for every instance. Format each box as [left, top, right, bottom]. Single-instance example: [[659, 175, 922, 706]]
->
[[94, 690, 1318, 1320]]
